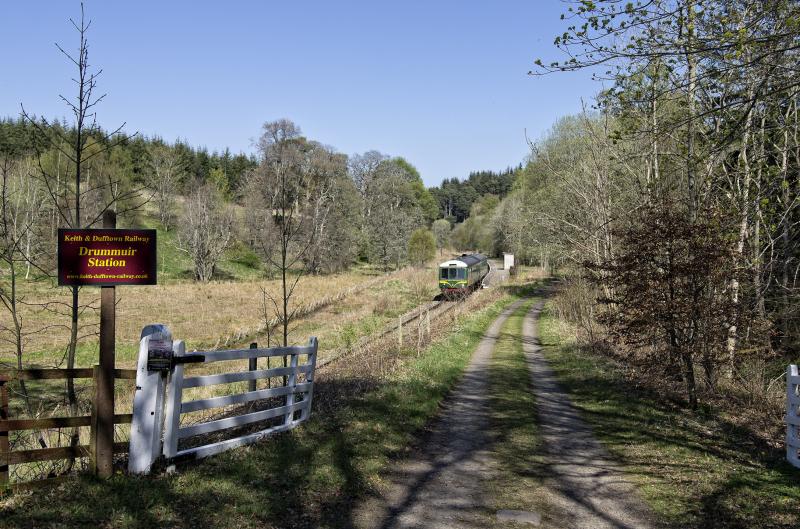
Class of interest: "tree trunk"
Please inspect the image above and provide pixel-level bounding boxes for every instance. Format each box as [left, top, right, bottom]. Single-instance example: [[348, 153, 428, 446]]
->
[[726, 86, 755, 379], [685, 0, 697, 222]]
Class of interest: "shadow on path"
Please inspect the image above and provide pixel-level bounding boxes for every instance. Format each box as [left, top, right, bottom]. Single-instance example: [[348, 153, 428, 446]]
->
[[352, 300, 525, 529], [522, 302, 656, 529]]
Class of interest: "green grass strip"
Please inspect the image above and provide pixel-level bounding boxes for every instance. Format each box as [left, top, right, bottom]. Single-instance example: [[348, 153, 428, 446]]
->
[[484, 299, 554, 526]]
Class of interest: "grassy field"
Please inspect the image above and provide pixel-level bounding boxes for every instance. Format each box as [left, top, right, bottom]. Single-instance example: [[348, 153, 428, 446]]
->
[[538, 303, 800, 529], [6, 265, 394, 366], [2, 203, 444, 371], [1, 259, 438, 379], [6, 276, 796, 527], [0, 284, 519, 528], [0, 244, 447, 481], [1, 264, 446, 476]]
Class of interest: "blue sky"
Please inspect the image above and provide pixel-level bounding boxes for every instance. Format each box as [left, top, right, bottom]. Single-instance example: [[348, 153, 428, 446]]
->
[[0, 1, 597, 186]]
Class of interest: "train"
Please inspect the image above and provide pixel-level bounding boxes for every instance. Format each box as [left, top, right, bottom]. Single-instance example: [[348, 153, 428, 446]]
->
[[438, 253, 490, 298]]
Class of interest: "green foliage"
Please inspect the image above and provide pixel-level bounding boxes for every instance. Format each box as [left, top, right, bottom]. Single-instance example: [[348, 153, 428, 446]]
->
[[470, 194, 500, 217], [410, 179, 439, 224], [0, 118, 257, 195], [363, 160, 423, 269], [407, 228, 436, 266], [226, 240, 262, 270], [451, 211, 496, 255], [429, 167, 518, 222], [391, 157, 421, 180], [431, 218, 451, 252], [208, 167, 229, 195]]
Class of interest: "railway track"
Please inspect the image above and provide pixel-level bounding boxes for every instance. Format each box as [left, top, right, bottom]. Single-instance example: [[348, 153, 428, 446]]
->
[[182, 268, 504, 434], [316, 265, 504, 370], [316, 298, 459, 370]]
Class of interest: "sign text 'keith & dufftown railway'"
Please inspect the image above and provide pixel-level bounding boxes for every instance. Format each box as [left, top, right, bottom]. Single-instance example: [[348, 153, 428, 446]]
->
[[58, 228, 157, 286]]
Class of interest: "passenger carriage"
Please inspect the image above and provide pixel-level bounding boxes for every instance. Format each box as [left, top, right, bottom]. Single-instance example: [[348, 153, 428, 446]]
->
[[438, 253, 490, 298]]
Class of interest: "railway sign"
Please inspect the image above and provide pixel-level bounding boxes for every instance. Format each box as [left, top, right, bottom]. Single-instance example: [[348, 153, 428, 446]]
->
[[57, 228, 157, 286]]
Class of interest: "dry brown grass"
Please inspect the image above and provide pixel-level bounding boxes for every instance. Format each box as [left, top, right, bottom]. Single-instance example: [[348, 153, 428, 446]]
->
[[3, 272, 367, 362], [4, 259, 525, 485], [1, 264, 441, 414]]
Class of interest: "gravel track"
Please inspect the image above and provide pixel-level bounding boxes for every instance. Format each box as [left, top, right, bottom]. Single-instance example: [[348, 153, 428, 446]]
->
[[354, 296, 657, 529], [354, 300, 524, 529]]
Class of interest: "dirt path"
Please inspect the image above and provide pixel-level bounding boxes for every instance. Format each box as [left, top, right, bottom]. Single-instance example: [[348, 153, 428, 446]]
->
[[354, 298, 655, 529], [354, 300, 524, 529], [523, 301, 656, 529]]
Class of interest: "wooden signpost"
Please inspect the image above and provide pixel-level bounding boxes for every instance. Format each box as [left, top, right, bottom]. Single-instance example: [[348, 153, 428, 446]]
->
[[57, 212, 157, 477]]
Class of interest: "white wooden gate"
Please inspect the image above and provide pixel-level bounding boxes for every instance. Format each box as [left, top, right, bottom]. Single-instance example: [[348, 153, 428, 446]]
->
[[129, 324, 317, 474], [787, 365, 800, 468], [162, 338, 317, 462]]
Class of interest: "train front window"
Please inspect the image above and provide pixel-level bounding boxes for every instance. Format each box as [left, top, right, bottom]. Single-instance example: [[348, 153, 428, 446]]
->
[[456, 269, 466, 280], [441, 268, 463, 280]]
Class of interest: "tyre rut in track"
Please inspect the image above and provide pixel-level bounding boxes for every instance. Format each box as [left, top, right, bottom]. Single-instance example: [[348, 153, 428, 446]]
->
[[522, 301, 655, 529]]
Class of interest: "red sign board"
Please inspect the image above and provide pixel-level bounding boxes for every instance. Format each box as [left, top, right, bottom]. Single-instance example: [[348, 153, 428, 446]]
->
[[58, 229, 157, 286]]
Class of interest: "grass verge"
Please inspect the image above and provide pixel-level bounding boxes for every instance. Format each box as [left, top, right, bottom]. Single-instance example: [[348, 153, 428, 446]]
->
[[538, 303, 800, 529], [0, 292, 516, 528]]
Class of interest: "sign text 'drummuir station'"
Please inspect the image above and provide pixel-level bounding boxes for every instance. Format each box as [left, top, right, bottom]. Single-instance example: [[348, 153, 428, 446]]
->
[[57, 228, 157, 286]]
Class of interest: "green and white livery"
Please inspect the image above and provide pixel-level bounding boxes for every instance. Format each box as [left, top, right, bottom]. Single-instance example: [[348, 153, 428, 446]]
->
[[438, 253, 490, 297]]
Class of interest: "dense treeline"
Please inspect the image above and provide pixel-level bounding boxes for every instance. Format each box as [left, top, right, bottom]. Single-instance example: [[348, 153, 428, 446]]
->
[[480, 0, 800, 409], [0, 116, 450, 281], [0, 118, 258, 196], [1, 113, 522, 282], [429, 167, 517, 222]]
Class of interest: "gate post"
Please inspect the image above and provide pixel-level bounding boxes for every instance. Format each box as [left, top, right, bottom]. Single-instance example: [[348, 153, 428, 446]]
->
[[162, 340, 186, 462], [95, 209, 117, 478], [300, 337, 318, 421], [128, 324, 172, 474], [787, 365, 800, 468]]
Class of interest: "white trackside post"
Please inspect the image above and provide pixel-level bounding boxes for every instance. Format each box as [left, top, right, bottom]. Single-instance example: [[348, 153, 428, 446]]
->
[[787, 365, 800, 468], [128, 324, 172, 474]]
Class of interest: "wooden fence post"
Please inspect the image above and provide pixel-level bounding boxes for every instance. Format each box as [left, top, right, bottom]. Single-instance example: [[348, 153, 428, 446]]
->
[[162, 340, 185, 464], [284, 351, 300, 426], [95, 209, 117, 478], [248, 343, 257, 392], [426, 310, 431, 337], [90, 365, 100, 474], [397, 316, 403, 348], [1, 377, 8, 490]]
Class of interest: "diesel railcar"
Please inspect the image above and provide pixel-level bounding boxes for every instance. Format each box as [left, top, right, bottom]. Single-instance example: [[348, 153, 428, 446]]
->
[[438, 253, 490, 297]]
